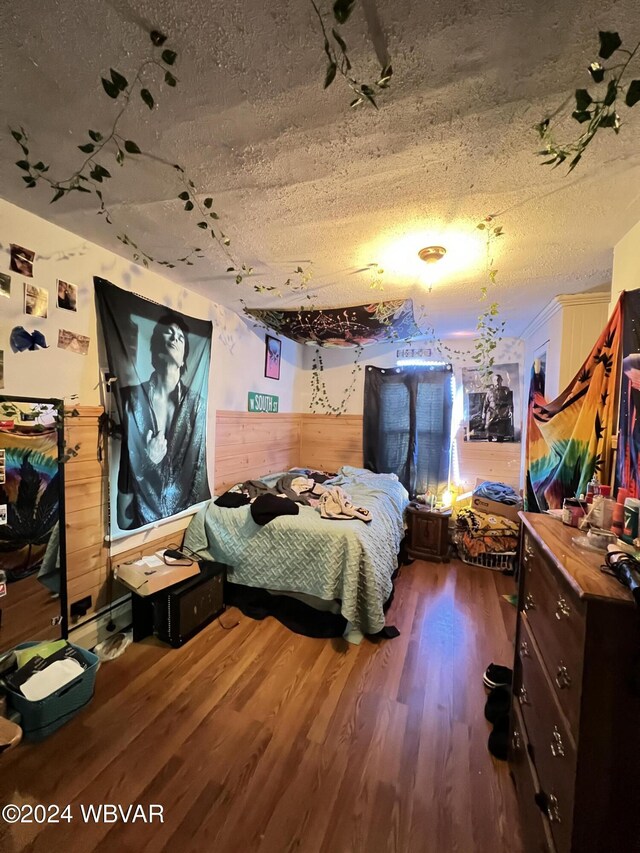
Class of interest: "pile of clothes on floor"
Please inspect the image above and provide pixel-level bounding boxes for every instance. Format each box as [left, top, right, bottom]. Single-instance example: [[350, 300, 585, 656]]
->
[[214, 469, 372, 525], [455, 481, 522, 558]]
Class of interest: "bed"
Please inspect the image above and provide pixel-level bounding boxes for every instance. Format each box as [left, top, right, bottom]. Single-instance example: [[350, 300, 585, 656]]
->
[[183, 466, 409, 636]]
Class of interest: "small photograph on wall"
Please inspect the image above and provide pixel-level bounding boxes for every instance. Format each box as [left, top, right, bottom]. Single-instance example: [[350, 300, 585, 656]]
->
[[57, 279, 78, 311], [462, 362, 521, 442], [24, 282, 48, 318], [0, 273, 10, 299], [10, 243, 35, 277], [57, 328, 90, 356], [265, 334, 281, 380], [531, 343, 547, 396]]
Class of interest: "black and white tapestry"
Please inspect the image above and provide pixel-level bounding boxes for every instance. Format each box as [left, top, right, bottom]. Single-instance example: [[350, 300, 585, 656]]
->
[[95, 277, 212, 533]]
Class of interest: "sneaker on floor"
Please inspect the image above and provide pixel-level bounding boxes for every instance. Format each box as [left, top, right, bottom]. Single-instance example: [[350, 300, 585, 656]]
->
[[483, 663, 513, 689], [484, 685, 512, 724], [487, 714, 510, 761]]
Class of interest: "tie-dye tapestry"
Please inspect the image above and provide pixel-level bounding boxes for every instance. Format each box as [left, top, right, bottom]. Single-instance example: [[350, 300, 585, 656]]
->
[[0, 424, 59, 580], [616, 288, 640, 498], [525, 297, 622, 511]]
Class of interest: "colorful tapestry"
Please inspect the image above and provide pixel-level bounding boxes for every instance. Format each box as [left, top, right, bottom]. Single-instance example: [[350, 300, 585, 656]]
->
[[95, 278, 212, 534], [246, 300, 417, 347], [616, 288, 640, 498], [525, 297, 622, 511], [0, 423, 59, 580]]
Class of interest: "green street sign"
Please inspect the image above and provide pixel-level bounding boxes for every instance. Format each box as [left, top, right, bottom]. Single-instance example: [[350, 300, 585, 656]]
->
[[248, 392, 279, 413]]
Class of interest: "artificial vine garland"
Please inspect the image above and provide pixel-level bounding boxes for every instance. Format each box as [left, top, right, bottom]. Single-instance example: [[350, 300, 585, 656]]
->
[[311, 0, 392, 108], [536, 30, 640, 172], [10, 30, 309, 297], [310, 344, 364, 414]]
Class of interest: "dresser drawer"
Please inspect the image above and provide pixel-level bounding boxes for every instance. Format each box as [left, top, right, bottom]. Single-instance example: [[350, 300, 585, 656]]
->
[[509, 704, 556, 853], [521, 532, 585, 735], [516, 616, 576, 853]]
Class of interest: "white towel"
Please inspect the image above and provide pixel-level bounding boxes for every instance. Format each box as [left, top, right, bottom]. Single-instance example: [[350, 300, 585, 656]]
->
[[21, 659, 85, 702]]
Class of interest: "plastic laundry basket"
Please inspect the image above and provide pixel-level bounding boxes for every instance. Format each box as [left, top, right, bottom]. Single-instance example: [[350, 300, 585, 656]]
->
[[3, 642, 99, 741]]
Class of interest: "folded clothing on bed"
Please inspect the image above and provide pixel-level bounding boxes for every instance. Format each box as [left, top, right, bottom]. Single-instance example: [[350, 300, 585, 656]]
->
[[251, 494, 299, 526]]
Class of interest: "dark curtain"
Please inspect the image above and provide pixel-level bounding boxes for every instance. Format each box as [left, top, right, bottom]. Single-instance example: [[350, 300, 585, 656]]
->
[[363, 365, 453, 498]]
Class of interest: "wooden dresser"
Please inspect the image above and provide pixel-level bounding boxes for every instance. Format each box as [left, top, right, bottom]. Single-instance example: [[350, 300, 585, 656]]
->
[[510, 513, 640, 853]]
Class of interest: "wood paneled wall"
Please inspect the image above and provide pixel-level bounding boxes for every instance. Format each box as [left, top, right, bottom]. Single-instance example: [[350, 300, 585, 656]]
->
[[214, 411, 301, 493], [299, 414, 363, 473], [64, 406, 188, 629], [215, 412, 521, 493], [453, 427, 521, 491]]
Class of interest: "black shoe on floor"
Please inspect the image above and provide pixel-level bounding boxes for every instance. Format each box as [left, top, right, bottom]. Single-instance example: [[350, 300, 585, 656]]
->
[[484, 685, 511, 724], [488, 714, 510, 761], [483, 663, 513, 689]]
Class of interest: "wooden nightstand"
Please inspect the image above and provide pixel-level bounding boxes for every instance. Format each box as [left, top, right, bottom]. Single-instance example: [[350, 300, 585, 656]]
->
[[406, 503, 451, 562]]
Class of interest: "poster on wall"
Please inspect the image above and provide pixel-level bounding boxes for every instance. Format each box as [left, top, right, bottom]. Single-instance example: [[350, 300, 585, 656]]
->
[[94, 277, 212, 533], [531, 343, 547, 396], [616, 288, 640, 498], [462, 362, 521, 442]]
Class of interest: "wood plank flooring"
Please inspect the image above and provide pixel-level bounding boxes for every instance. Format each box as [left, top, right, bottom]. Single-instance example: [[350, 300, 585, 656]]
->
[[0, 559, 523, 853]]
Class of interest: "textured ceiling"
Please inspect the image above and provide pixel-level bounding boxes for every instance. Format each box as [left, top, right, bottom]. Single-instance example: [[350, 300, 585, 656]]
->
[[1, 0, 639, 335]]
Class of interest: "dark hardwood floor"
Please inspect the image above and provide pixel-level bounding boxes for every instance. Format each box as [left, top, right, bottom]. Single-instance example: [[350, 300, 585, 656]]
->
[[0, 559, 523, 853]]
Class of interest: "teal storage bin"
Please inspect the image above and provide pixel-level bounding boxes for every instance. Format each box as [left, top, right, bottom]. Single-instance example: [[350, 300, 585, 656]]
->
[[3, 642, 99, 741]]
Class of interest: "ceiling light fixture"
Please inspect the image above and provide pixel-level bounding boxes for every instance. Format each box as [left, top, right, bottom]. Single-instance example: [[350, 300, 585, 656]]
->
[[418, 246, 447, 264], [418, 245, 447, 292]]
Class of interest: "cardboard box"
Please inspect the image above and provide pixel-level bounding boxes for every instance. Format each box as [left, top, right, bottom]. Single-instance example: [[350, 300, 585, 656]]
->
[[115, 554, 200, 596], [472, 480, 522, 524]]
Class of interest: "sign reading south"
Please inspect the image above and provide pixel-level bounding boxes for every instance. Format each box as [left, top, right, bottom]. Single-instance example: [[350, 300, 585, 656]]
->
[[248, 392, 279, 413]]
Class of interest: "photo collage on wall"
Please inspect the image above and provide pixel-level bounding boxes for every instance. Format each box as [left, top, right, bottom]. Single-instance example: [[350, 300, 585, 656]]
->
[[462, 362, 522, 442], [0, 244, 90, 386]]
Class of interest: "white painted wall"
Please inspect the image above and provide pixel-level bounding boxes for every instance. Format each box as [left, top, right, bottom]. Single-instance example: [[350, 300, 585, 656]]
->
[[611, 218, 640, 311], [0, 196, 303, 495], [0, 196, 302, 409], [294, 336, 524, 416], [520, 292, 610, 410]]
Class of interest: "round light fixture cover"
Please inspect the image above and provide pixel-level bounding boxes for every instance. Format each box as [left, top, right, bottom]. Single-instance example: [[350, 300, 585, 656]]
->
[[418, 245, 447, 263]]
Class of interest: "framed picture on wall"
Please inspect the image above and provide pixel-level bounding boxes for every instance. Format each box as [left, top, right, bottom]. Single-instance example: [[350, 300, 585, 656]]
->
[[462, 362, 521, 442], [265, 334, 281, 380], [532, 342, 548, 396]]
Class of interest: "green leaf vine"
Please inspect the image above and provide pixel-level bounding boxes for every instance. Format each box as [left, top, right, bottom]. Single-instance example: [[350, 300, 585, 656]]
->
[[310, 0, 392, 109], [473, 216, 505, 378], [536, 30, 640, 172], [310, 344, 364, 414], [10, 29, 311, 297]]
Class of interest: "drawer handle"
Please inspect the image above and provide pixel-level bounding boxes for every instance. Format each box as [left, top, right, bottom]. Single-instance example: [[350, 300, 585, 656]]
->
[[555, 664, 572, 690], [519, 640, 530, 657], [548, 793, 561, 824], [524, 593, 536, 611], [518, 684, 530, 706], [550, 726, 565, 758], [512, 727, 522, 752], [555, 596, 571, 620]]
